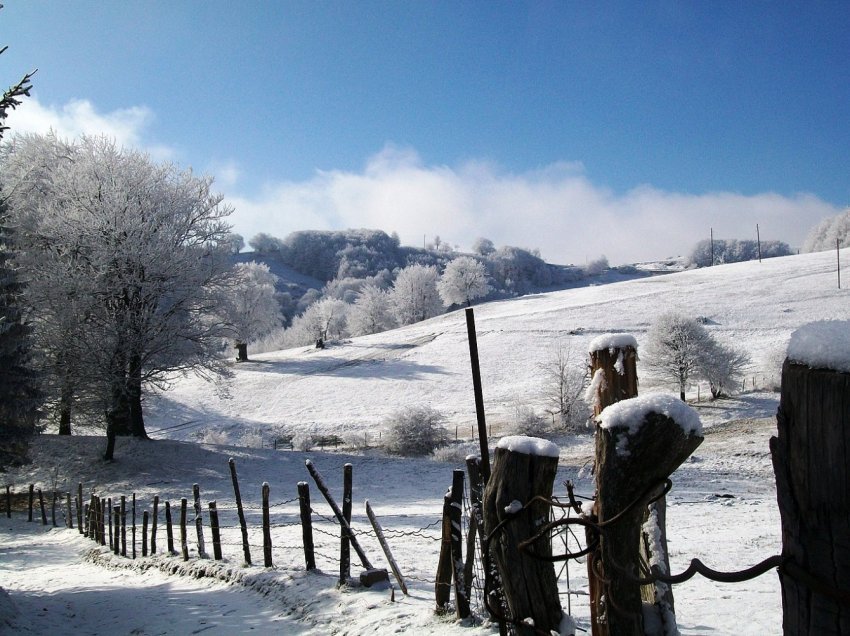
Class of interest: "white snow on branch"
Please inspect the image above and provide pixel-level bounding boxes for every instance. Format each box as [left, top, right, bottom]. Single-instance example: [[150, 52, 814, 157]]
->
[[786, 320, 850, 373]]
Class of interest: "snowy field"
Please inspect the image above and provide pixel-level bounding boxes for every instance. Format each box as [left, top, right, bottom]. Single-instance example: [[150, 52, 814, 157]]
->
[[2, 249, 847, 635]]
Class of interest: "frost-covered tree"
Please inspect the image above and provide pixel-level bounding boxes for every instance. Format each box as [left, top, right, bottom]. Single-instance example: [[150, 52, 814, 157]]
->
[[390, 263, 443, 325], [539, 340, 588, 431], [2, 134, 233, 453], [643, 312, 713, 401], [803, 208, 850, 253], [216, 261, 282, 362], [224, 232, 245, 255], [383, 405, 449, 456], [348, 284, 395, 336], [472, 237, 496, 256], [438, 256, 490, 307], [689, 238, 792, 267], [699, 339, 750, 399], [284, 297, 348, 347]]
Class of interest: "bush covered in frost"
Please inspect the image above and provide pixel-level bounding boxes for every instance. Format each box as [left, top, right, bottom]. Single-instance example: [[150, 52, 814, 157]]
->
[[508, 406, 552, 438], [199, 429, 230, 445], [383, 406, 449, 456]]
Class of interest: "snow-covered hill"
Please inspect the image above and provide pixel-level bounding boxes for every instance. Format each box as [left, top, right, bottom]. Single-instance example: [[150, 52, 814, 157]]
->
[[148, 249, 847, 442]]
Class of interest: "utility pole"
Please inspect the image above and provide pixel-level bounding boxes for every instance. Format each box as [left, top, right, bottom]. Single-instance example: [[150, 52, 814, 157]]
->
[[710, 228, 714, 266], [757, 224, 762, 262]]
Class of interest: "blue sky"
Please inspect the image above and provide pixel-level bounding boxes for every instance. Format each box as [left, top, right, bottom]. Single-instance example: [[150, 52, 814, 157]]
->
[[3, 1, 848, 264]]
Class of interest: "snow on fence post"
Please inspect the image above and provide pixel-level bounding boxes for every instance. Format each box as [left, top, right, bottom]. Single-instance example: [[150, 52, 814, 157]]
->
[[297, 481, 316, 571], [262, 482, 273, 567], [771, 322, 850, 635], [165, 501, 175, 555], [180, 498, 189, 561], [450, 469, 470, 619], [27, 484, 33, 522], [193, 484, 207, 559], [594, 396, 703, 636], [208, 501, 222, 561], [435, 492, 453, 613], [151, 495, 159, 555], [340, 463, 353, 586], [229, 458, 251, 565], [142, 511, 149, 556], [482, 436, 562, 635]]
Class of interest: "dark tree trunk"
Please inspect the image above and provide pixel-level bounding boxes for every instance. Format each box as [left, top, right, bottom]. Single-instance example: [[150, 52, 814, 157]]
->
[[127, 353, 147, 439], [235, 342, 248, 362], [771, 359, 850, 635], [103, 420, 116, 461]]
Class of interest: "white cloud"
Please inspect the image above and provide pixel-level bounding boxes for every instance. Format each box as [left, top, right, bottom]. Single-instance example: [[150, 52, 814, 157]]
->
[[224, 144, 840, 265], [4, 95, 174, 160]]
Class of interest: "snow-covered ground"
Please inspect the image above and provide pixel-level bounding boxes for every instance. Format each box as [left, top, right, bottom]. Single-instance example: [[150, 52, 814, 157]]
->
[[2, 249, 847, 635]]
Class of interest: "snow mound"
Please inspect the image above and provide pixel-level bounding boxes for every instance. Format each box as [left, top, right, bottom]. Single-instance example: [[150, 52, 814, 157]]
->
[[0, 586, 18, 628], [587, 333, 638, 354], [496, 435, 560, 458], [598, 393, 702, 437], [787, 320, 850, 373]]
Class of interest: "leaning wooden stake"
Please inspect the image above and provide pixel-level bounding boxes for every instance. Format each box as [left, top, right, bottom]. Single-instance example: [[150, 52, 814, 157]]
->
[[772, 356, 850, 635], [229, 458, 251, 565], [365, 500, 408, 595]]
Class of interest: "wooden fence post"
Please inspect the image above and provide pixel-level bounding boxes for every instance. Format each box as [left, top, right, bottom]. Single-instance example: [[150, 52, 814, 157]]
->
[[5, 485, 10, 519], [229, 458, 251, 565], [464, 456, 483, 605], [151, 495, 159, 555], [465, 307, 491, 482], [132, 493, 136, 558], [193, 484, 207, 558], [66, 492, 72, 528], [113, 506, 120, 555], [450, 469, 470, 619], [483, 438, 562, 635], [165, 501, 175, 555], [298, 481, 316, 571], [120, 495, 127, 557], [340, 463, 352, 586], [37, 488, 47, 525], [107, 497, 113, 549], [771, 355, 850, 635], [180, 498, 189, 561], [142, 511, 149, 557], [435, 493, 453, 613], [208, 501, 222, 561], [262, 482, 273, 567], [51, 490, 58, 527], [77, 483, 83, 533], [27, 484, 33, 522]]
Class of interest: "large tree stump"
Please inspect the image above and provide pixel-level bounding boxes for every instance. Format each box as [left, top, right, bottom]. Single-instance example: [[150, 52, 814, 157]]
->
[[595, 399, 703, 636], [771, 358, 850, 635], [482, 437, 562, 635]]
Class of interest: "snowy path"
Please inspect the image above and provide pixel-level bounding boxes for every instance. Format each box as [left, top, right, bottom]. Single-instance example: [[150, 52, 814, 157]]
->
[[0, 520, 300, 635]]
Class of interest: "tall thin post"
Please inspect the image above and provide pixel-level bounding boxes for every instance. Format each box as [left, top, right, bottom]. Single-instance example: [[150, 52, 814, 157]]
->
[[756, 224, 762, 262], [193, 484, 207, 558], [51, 490, 57, 527], [298, 481, 316, 571], [710, 227, 714, 266], [262, 482, 273, 567], [435, 493, 453, 613], [5, 486, 10, 519], [465, 308, 490, 482], [229, 458, 251, 565], [120, 495, 127, 557], [151, 495, 159, 555], [838, 239, 842, 290], [37, 488, 46, 525], [208, 501, 222, 561], [113, 506, 120, 555], [165, 501, 175, 555], [66, 492, 72, 528], [365, 500, 408, 595], [340, 463, 353, 586], [27, 484, 33, 522], [180, 498, 189, 561], [132, 493, 136, 559], [142, 511, 149, 557], [451, 470, 470, 619], [107, 497, 112, 548], [77, 483, 83, 533]]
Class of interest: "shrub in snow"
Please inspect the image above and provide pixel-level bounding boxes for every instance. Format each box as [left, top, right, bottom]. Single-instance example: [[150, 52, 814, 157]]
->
[[382, 406, 449, 456], [292, 430, 315, 452], [583, 255, 609, 276], [509, 406, 552, 438], [432, 442, 479, 463], [239, 430, 264, 449], [199, 429, 230, 445]]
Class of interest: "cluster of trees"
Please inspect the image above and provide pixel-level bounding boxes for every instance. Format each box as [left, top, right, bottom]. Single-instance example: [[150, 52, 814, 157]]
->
[[688, 238, 792, 267], [0, 133, 285, 460], [803, 208, 850, 253], [643, 312, 750, 400]]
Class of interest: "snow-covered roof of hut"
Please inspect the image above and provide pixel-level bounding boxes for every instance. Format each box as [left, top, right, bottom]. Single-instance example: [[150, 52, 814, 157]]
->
[[598, 393, 702, 437], [587, 333, 638, 354], [786, 320, 850, 373], [496, 435, 560, 458]]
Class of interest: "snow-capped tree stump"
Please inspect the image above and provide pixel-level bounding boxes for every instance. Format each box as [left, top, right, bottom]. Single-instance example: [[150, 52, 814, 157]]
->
[[482, 436, 562, 635], [771, 353, 850, 635], [594, 398, 703, 636]]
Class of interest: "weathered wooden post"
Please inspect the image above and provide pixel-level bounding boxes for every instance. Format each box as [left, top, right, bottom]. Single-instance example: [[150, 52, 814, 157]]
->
[[120, 495, 127, 556], [449, 470, 470, 619], [132, 493, 136, 558], [340, 463, 353, 586], [77, 483, 83, 533], [27, 484, 33, 522], [594, 395, 703, 636], [365, 500, 409, 595], [107, 497, 112, 549], [5, 485, 10, 519], [165, 501, 175, 555], [142, 510, 149, 556], [180, 498, 189, 561], [465, 307, 491, 482], [482, 436, 562, 635], [193, 484, 207, 559], [151, 495, 159, 555], [66, 492, 73, 528], [208, 501, 222, 561], [771, 322, 850, 635], [37, 488, 47, 525], [51, 490, 58, 527], [435, 493, 453, 613], [297, 481, 316, 571], [229, 458, 251, 565], [262, 482, 273, 567], [113, 506, 120, 555]]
